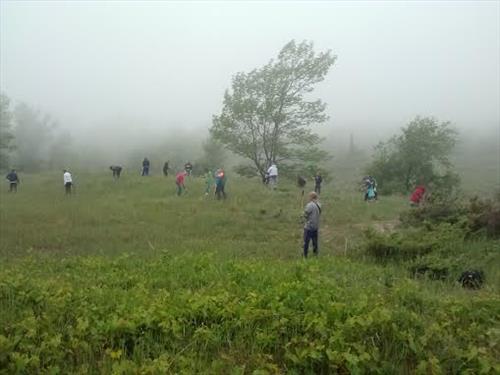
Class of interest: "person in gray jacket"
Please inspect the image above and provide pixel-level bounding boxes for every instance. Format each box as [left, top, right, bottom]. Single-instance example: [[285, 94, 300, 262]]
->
[[303, 191, 321, 257]]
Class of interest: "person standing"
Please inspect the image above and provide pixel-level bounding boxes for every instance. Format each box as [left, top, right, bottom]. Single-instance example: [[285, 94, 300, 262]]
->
[[175, 170, 187, 196], [314, 172, 323, 195], [142, 157, 150, 176], [303, 191, 321, 258], [214, 168, 227, 200], [63, 169, 73, 195], [5, 169, 19, 192], [363, 176, 377, 201], [267, 163, 278, 189], [184, 161, 193, 176], [205, 169, 214, 196], [163, 161, 169, 176]]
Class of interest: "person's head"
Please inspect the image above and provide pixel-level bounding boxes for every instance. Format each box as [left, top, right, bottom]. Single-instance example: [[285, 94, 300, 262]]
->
[[11, 169, 15, 173], [63, 169, 67, 173], [308, 191, 318, 201]]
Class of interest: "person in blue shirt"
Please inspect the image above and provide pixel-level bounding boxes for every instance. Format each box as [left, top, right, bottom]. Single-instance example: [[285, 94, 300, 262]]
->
[[214, 168, 227, 200]]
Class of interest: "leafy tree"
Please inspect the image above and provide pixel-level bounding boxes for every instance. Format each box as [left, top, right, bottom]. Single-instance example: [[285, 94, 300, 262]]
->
[[195, 134, 227, 174], [13, 103, 55, 172], [367, 116, 458, 193], [211, 40, 335, 179], [0, 94, 15, 170]]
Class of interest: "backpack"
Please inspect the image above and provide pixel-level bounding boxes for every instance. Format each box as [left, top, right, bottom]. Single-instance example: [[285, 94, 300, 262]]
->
[[458, 270, 484, 289]]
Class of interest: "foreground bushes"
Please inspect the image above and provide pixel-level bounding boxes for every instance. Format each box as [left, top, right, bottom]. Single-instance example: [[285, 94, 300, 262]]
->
[[1, 254, 499, 374]]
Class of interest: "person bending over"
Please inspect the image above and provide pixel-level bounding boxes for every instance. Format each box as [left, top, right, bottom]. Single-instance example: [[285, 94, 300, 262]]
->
[[110, 165, 122, 179]]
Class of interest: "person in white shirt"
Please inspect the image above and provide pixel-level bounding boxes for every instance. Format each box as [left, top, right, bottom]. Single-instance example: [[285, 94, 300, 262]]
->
[[267, 163, 278, 189], [63, 170, 73, 194]]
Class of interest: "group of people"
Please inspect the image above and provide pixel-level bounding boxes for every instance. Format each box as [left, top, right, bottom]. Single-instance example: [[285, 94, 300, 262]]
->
[[6, 168, 74, 195], [141, 158, 195, 178], [5, 161, 430, 260], [297, 172, 323, 196], [174, 166, 227, 199], [201, 168, 227, 199]]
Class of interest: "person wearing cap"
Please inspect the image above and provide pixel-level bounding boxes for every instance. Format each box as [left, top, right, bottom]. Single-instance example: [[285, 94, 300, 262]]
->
[[303, 191, 322, 258]]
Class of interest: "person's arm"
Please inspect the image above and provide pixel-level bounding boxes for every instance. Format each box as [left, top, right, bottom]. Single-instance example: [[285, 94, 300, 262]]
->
[[304, 203, 312, 220]]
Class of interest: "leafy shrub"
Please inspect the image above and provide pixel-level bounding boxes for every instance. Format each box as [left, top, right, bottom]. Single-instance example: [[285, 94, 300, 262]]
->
[[401, 193, 500, 239], [467, 196, 500, 238], [400, 188, 465, 227], [362, 228, 436, 262], [1, 254, 499, 374]]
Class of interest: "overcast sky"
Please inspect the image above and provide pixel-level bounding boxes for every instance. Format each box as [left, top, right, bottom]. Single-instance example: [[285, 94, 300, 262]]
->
[[1, 1, 499, 137]]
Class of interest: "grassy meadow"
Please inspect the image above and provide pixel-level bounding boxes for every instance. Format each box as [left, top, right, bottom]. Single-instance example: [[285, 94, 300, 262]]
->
[[1, 172, 499, 374]]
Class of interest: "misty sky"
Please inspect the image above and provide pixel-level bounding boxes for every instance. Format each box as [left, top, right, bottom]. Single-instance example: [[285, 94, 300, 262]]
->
[[1, 1, 499, 137]]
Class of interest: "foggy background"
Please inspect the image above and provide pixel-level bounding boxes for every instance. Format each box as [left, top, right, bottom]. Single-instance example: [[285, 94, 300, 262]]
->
[[1, 1, 499, 180]]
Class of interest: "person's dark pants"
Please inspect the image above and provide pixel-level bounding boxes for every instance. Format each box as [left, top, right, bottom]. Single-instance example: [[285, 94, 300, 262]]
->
[[315, 185, 321, 194], [9, 182, 17, 192], [65, 182, 72, 194], [303, 229, 318, 257], [142, 167, 149, 176], [176, 183, 184, 196], [215, 184, 226, 200]]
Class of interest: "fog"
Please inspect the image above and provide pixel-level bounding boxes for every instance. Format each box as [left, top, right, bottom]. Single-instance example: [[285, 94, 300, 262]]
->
[[1, 1, 499, 168]]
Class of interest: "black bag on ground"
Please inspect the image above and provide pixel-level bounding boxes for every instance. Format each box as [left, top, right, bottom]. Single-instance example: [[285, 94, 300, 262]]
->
[[458, 270, 484, 289]]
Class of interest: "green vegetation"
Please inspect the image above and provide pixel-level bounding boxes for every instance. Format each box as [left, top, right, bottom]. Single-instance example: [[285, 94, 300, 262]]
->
[[367, 117, 459, 193], [0, 94, 15, 170], [1, 174, 499, 373], [211, 40, 334, 178]]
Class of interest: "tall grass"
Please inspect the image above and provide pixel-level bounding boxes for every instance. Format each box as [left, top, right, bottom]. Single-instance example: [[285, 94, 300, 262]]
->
[[0, 173, 498, 373]]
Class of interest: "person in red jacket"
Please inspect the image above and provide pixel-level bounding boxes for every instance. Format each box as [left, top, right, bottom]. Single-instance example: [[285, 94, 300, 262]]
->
[[410, 185, 426, 206], [175, 171, 187, 196]]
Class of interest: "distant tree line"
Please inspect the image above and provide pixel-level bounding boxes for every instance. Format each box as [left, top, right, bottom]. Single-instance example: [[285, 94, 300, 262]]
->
[[0, 93, 75, 172]]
